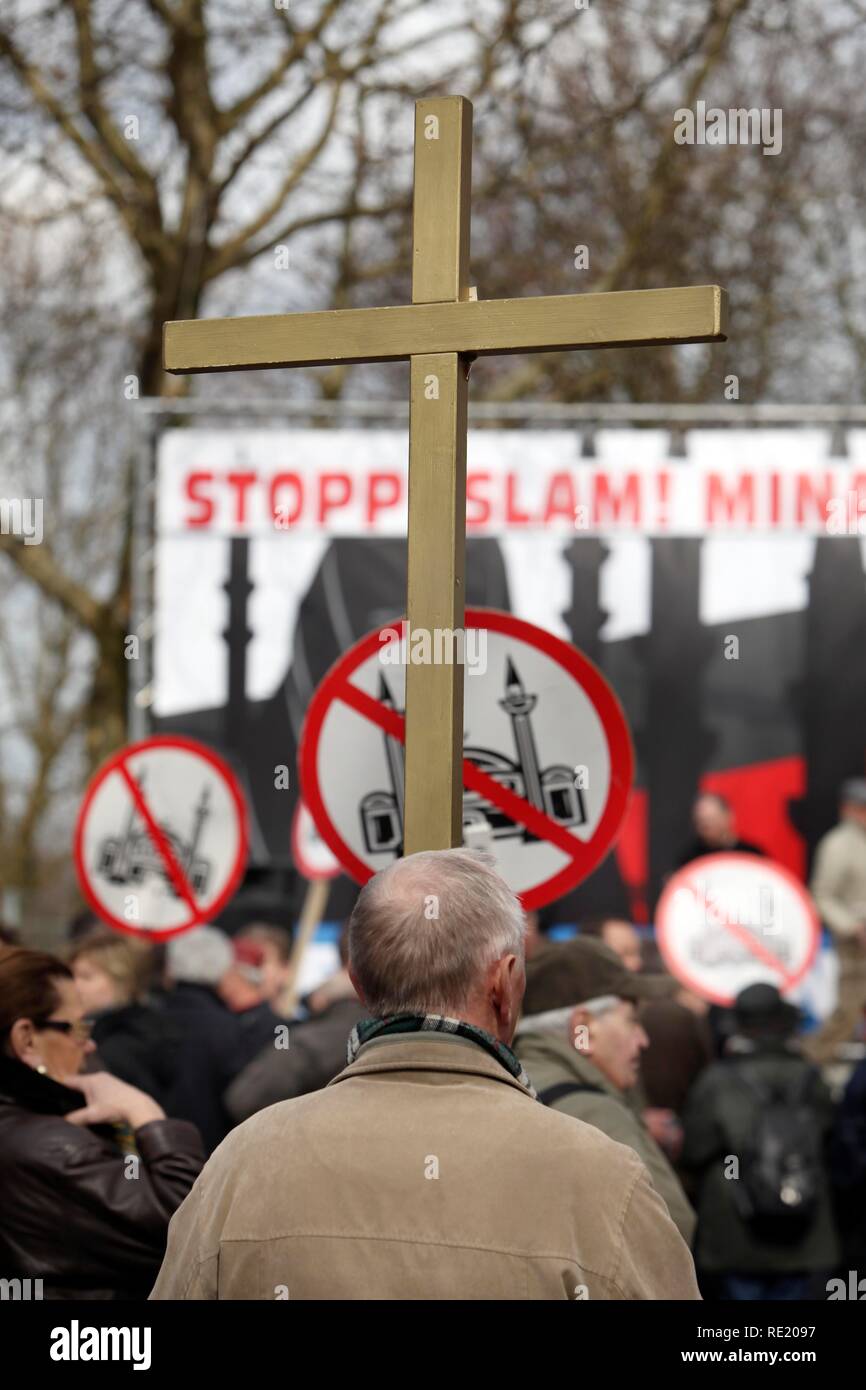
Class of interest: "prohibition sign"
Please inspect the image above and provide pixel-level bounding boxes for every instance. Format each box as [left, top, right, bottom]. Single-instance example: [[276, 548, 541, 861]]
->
[[299, 607, 634, 909], [655, 852, 820, 1007], [291, 798, 341, 880], [74, 735, 249, 941]]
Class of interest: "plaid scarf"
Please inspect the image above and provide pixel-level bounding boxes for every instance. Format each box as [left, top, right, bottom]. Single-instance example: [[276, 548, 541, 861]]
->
[[348, 1013, 536, 1097]]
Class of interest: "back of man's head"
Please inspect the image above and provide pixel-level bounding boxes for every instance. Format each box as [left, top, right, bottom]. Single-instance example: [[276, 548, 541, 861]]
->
[[166, 925, 233, 989], [840, 777, 866, 826], [348, 848, 525, 1018], [732, 982, 800, 1044]]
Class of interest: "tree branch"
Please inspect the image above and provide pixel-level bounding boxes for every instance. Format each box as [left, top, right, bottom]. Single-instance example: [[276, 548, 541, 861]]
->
[[204, 79, 344, 280], [214, 81, 319, 199], [0, 24, 129, 211], [0, 533, 107, 634], [68, 0, 161, 193], [599, 0, 753, 292], [203, 194, 409, 281]]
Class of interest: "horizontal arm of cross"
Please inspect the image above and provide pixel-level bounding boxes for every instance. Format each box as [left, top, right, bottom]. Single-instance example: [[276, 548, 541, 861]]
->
[[163, 284, 726, 374]]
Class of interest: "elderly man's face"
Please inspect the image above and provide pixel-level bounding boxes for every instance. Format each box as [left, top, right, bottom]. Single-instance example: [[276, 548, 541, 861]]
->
[[575, 999, 648, 1092], [842, 798, 866, 830]]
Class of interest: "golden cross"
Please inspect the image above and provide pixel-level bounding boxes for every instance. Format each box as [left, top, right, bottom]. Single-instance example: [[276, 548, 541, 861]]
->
[[164, 96, 727, 856]]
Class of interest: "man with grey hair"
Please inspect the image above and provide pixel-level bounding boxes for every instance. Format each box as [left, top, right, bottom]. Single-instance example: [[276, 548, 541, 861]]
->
[[161, 925, 241, 1154], [152, 850, 699, 1300]]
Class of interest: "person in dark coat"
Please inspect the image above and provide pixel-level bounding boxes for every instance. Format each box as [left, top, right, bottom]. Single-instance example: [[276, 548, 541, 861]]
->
[[225, 966, 365, 1123], [830, 1054, 866, 1271], [216, 938, 283, 1072], [681, 983, 839, 1300], [69, 931, 179, 1107], [639, 995, 715, 1168], [161, 926, 243, 1154], [676, 792, 765, 868], [0, 945, 203, 1299]]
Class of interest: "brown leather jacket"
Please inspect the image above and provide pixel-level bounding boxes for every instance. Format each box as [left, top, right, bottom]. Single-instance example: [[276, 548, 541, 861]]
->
[[0, 1056, 204, 1299]]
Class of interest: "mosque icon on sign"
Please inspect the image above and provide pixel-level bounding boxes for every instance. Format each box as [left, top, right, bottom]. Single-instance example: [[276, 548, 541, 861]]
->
[[359, 658, 587, 856]]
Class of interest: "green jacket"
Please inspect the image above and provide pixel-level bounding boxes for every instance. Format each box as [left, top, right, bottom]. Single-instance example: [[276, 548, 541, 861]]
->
[[680, 1043, 840, 1273], [517, 1029, 696, 1246]]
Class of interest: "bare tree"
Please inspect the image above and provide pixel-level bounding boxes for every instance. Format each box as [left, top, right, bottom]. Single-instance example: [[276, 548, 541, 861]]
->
[[0, 0, 570, 909], [0, 0, 568, 773], [468, 0, 866, 404]]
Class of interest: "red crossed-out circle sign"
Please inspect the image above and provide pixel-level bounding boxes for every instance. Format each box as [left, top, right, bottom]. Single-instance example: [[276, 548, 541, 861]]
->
[[300, 607, 634, 909], [656, 852, 820, 1007], [74, 735, 249, 941], [291, 798, 341, 881]]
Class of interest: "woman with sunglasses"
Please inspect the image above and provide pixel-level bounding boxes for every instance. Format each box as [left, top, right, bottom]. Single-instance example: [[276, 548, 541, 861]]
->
[[0, 945, 204, 1299]]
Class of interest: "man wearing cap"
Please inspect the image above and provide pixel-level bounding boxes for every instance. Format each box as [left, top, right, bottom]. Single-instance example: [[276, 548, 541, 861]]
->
[[516, 938, 696, 1244], [809, 776, 866, 1058], [680, 984, 838, 1300]]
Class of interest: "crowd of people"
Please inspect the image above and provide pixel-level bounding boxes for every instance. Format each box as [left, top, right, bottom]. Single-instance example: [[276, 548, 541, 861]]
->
[[0, 778, 863, 1301], [669, 778, 866, 1061]]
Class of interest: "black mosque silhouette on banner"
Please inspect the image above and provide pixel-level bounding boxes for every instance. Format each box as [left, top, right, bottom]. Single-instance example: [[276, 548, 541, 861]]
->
[[360, 658, 587, 856], [153, 529, 866, 926]]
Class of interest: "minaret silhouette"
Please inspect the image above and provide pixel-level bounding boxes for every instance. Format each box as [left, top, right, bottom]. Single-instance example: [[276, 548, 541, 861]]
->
[[111, 771, 145, 879], [561, 537, 609, 665], [222, 537, 253, 761], [559, 535, 631, 919], [640, 538, 717, 908], [499, 659, 544, 811], [184, 786, 211, 877], [378, 672, 405, 832], [789, 536, 866, 869]]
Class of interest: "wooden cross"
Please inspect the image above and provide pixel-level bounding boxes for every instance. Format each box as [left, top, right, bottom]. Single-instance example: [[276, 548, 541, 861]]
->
[[164, 96, 727, 856]]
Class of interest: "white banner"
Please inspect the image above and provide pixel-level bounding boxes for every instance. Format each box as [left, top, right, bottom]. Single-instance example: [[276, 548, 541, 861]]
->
[[153, 428, 866, 717], [158, 428, 866, 538]]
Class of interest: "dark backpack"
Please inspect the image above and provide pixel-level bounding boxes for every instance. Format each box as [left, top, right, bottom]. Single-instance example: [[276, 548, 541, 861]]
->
[[728, 1066, 823, 1245], [537, 1080, 605, 1107]]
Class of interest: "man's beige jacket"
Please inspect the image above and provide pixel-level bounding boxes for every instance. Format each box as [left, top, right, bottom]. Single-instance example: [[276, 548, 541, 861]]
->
[[810, 818, 866, 938], [150, 1033, 700, 1300]]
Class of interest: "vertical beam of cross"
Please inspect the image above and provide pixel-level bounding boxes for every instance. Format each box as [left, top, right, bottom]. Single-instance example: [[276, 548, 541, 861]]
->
[[403, 97, 473, 854]]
